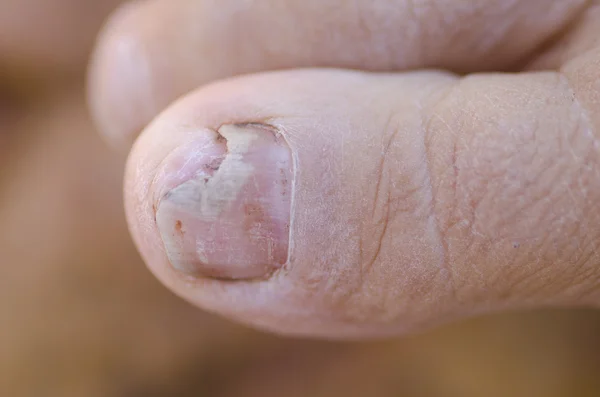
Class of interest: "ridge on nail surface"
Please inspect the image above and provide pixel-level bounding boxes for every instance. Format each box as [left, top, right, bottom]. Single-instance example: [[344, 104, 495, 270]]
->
[[155, 124, 293, 280]]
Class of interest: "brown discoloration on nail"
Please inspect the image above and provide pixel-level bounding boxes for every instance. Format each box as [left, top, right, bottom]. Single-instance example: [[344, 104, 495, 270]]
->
[[155, 123, 294, 280], [175, 220, 184, 235], [204, 156, 224, 172], [215, 133, 226, 144]]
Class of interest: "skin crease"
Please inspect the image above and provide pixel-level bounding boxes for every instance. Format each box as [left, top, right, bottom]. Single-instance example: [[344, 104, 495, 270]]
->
[[89, 0, 589, 145], [4, 100, 598, 397], [6, 1, 600, 396], [95, 0, 600, 338], [126, 66, 600, 338]]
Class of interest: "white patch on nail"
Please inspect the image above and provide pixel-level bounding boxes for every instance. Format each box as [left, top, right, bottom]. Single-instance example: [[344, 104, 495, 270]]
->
[[164, 125, 259, 219], [195, 240, 209, 264]]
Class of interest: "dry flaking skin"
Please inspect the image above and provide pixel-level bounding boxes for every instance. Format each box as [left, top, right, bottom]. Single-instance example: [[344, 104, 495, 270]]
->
[[155, 123, 294, 280]]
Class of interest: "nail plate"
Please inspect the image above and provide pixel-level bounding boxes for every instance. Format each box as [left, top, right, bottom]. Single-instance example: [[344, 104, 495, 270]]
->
[[155, 124, 293, 280]]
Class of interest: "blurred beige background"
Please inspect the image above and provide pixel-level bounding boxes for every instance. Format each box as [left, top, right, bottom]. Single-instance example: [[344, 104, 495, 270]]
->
[[1, 1, 600, 396]]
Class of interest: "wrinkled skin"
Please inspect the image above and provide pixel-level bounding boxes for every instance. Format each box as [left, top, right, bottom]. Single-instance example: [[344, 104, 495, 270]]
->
[[89, 0, 600, 337], [2, 1, 600, 396]]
